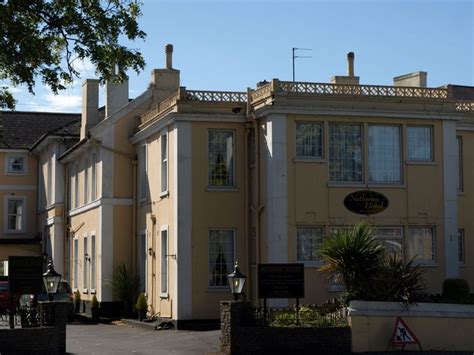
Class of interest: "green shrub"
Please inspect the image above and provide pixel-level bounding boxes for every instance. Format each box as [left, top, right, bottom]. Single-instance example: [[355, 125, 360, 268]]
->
[[74, 290, 81, 303], [91, 295, 99, 309], [135, 293, 147, 311], [442, 278, 470, 303]]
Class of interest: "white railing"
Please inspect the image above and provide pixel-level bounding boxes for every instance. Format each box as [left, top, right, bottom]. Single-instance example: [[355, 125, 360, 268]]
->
[[184, 90, 247, 103], [455, 101, 474, 112]]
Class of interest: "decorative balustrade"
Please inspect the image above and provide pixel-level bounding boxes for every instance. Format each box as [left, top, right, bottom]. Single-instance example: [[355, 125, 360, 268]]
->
[[278, 81, 448, 99], [250, 82, 273, 102], [455, 101, 474, 112], [184, 90, 247, 103], [137, 91, 179, 127]]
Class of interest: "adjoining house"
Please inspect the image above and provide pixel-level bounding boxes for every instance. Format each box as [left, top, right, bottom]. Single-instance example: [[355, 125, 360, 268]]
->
[[2, 46, 473, 328], [0, 111, 80, 275]]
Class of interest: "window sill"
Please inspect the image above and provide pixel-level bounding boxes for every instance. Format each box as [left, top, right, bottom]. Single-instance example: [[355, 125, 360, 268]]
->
[[159, 293, 169, 299], [207, 287, 230, 293], [327, 182, 364, 188], [6, 172, 27, 176], [206, 187, 238, 192], [366, 184, 405, 188], [90, 289, 96, 295], [405, 161, 436, 165], [159, 191, 169, 199], [457, 191, 465, 196], [299, 261, 324, 268], [82, 289, 89, 294], [294, 158, 326, 163]]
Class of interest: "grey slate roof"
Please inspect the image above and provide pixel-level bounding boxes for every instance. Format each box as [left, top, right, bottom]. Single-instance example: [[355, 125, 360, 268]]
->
[[0, 111, 80, 149]]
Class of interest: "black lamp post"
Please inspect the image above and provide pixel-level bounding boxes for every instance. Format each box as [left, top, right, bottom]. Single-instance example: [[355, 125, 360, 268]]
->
[[227, 262, 247, 301], [43, 258, 61, 301]]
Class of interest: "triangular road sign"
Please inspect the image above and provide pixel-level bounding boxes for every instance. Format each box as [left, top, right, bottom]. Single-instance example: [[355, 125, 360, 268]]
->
[[387, 316, 422, 351]]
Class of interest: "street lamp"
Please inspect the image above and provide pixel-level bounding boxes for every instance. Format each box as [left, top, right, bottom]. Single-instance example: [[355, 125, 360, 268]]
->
[[227, 262, 247, 301], [43, 258, 61, 301]]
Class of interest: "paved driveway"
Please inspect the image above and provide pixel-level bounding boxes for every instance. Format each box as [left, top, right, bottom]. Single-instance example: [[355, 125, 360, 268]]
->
[[66, 321, 221, 354]]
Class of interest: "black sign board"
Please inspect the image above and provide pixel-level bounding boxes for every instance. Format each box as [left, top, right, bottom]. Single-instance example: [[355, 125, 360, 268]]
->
[[8, 256, 43, 294], [258, 263, 304, 299], [344, 190, 389, 215]]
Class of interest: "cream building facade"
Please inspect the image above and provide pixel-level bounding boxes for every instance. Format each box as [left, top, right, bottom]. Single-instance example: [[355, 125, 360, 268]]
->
[[3, 47, 472, 326]]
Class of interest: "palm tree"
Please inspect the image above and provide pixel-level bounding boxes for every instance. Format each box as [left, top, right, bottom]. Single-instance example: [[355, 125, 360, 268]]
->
[[318, 222, 385, 301]]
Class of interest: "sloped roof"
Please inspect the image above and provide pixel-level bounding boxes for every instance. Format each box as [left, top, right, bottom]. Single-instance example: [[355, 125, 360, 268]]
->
[[0, 111, 80, 149]]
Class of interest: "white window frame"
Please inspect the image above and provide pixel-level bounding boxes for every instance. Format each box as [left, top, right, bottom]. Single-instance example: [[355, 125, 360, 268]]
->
[[208, 229, 235, 289], [91, 153, 97, 201], [83, 235, 88, 293], [407, 125, 434, 162], [368, 125, 402, 184], [90, 233, 96, 293], [160, 132, 169, 196], [46, 155, 53, 205], [208, 129, 236, 189], [4, 196, 26, 234], [84, 158, 89, 204], [5, 153, 27, 175], [375, 227, 403, 255], [295, 121, 323, 160], [73, 237, 79, 290], [328, 123, 363, 183], [139, 144, 148, 202], [407, 226, 436, 265], [74, 163, 79, 208], [296, 226, 325, 267], [160, 225, 169, 298]]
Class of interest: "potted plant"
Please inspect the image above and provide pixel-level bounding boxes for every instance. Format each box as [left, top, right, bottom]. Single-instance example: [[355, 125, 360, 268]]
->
[[91, 295, 99, 322], [135, 292, 147, 321], [74, 290, 81, 314]]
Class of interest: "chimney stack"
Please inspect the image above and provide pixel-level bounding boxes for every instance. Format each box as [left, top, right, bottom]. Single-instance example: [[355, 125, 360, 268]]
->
[[81, 79, 99, 140], [393, 71, 427, 87], [150, 44, 180, 103], [105, 73, 129, 118], [331, 51, 360, 85], [347, 52, 355, 77], [165, 44, 173, 69]]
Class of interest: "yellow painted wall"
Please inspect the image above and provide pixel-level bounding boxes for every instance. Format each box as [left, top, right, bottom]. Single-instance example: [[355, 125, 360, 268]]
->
[[458, 130, 474, 289], [284, 115, 446, 303], [190, 121, 247, 319]]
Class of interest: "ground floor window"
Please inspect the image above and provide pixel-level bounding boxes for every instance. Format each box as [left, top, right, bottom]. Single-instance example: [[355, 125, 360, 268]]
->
[[459, 229, 465, 265], [374, 228, 403, 255], [407, 227, 435, 264], [297, 227, 324, 263], [73, 238, 78, 289], [208, 229, 234, 287], [160, 227, 168, 296]]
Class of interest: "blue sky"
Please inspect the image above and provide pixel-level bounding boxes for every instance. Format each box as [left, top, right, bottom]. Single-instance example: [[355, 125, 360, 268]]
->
[[7, 0, 474, 112]]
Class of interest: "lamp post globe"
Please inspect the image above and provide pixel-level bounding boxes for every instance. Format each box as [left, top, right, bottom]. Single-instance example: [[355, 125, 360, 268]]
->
[[43, 258, 61, 301], [227, 261, 247, 301]]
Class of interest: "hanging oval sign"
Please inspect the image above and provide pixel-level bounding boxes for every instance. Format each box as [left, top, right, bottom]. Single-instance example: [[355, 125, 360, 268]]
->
[[343, 190, 389, 215]]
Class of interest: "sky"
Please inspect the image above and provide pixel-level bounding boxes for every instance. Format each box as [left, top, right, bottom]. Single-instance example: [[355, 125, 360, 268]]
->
[[5, 0, 474, 113]]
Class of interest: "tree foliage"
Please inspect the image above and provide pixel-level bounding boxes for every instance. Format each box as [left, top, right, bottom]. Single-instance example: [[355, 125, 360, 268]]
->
[[0, 0, 146, 109], [318, 222, 426, 303]]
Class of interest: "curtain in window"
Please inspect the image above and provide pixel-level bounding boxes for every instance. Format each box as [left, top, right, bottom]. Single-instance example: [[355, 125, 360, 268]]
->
[[329, 124, 362, 182], [208, 131, 234, 187], [296, 123, 322, 158], [208, 230, 234, 286], [407, 227, 434, 263], [7, 199, 22, 230], [297, 227, 323, 262], [369, 125, 401, 183], [408, 126, 432, 161]]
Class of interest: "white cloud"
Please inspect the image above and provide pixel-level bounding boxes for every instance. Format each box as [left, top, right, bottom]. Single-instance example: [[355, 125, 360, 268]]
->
[[71, 58, 97, 79]]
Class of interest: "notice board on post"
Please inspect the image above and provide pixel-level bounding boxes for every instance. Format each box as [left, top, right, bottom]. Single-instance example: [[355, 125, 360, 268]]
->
[[8, 256, 43, 294], [258, 263, 304, 299]]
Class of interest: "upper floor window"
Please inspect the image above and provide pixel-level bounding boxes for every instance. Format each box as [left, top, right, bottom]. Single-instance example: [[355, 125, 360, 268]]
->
[[297, 227, 324, 264], [161, 133, 168, 193], [295, 122, 323, 159], [457, 136, 463, 192], [329, 124, 362, 182], [368, 125, 401, 183], [139, 144, 148, 201], [91, 153, 97, 201], [6, 155, 26, 174], [208, 130, 235, 188], [407, 126, 433, 162], [84, 158, 89, 204], [5, 197, 25, 233]]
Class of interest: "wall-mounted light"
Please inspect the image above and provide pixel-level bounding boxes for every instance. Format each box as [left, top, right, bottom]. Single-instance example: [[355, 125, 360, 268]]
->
[[148, 248, 155, 257], [84, 253, 90, 262]]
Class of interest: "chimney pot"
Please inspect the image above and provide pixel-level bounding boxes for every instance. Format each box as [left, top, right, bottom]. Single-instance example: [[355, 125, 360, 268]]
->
[[165, 44, 173, 69], [347, 52, 355, 77]]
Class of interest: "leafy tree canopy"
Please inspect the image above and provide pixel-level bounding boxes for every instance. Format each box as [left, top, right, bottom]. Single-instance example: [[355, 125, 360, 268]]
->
[[0, 0, 146, 109]]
